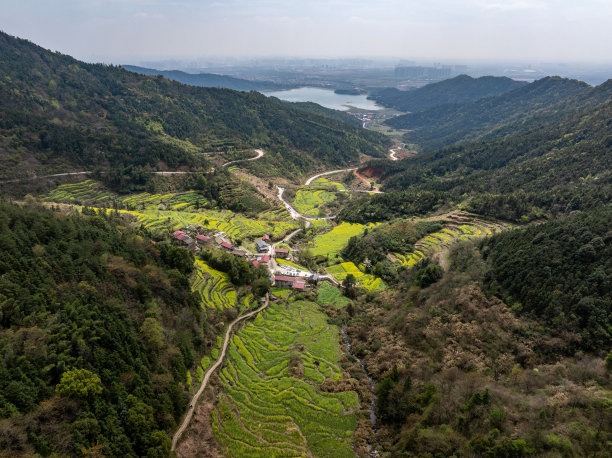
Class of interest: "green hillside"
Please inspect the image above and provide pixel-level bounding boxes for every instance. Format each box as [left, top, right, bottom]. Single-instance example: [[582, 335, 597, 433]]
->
[[0, 202, 221, 456], [346, 93, 612, 223], [0, 32, 389, 183], [370, 74, 525, 113], [386, 76, 594, 151]]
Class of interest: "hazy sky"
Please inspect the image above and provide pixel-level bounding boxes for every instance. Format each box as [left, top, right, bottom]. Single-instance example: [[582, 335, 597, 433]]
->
[[2, 0, 611, 63]]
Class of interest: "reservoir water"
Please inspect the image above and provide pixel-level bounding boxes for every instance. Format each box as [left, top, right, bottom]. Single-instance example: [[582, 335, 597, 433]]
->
[[264, 87, 381, 111]]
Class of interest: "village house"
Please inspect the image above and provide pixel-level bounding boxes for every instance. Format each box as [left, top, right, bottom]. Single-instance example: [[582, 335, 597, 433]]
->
[[196, 234, 211, 246], [255, 240, 270, 253], [262, 234, 270, 241], [274, 248, 290, 259], [221, 241, 233, 251], [231, 248, 249, 258], [274, 275, 295, 288], [274, 274, 307, 290], [214, 232, 231, 245]]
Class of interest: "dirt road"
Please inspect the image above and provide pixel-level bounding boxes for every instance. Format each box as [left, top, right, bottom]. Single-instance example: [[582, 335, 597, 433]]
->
[[171, 294, 270, 451]]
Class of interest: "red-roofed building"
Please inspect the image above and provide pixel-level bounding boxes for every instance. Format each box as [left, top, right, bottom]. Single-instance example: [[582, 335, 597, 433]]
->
[[292, 280, 306, 290], [252, 260, 260, 267], [274, 275, 295, 287], [196, 235, 211, 245], [173, 230, 186, 239], [259, 254, 270, 263], [274, 248, 290, 259], [262, 234, 270, 241], [221, 242, 233, 250]]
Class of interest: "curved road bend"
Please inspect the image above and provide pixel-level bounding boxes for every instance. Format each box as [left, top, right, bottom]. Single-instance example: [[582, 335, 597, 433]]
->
[[171, 294, 270, 451], [304, 168, 357, 186], [222, 148, 265, 167]]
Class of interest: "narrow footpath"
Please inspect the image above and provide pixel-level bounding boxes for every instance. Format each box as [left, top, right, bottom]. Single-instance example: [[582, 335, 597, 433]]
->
[[171, 294, 270, 451]]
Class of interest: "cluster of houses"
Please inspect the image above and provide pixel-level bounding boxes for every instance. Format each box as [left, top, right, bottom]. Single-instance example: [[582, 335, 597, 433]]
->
[[172, 227, 316, 290], [172, 225, 250, 257]]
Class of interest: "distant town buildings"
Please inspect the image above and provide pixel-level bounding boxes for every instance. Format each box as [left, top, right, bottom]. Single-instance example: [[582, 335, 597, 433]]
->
[[394, 65, 451, 79]]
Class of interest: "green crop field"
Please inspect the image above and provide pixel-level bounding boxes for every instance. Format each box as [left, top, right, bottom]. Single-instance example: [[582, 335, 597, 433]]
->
[[292, 188, 337, 216], [104, 207, 298, 241], [326, 262, 384, 292], [192, 259, 237, 309], [311, 177, 347, 191], [310, 222, 375, 258], [44, 180, 115, 204], [317, 283, 351, 308], [43, 180, 209, 210], [212, 300, 360, 457], [392, 216, 510, 267], [43, 181, 298, 241]]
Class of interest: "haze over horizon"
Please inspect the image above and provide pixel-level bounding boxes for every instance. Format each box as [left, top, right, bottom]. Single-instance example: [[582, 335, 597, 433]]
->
[[2, 0, 612, 65]]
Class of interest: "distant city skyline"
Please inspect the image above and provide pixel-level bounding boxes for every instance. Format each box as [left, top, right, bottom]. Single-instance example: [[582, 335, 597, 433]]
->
[[2, 0, 611, 64]]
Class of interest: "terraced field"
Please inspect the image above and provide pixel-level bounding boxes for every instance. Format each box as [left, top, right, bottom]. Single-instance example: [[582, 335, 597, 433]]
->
[[292, 188, 337, 216], [393, 213, 510, 267], [192, 260, 237, 309], [43, 180, 208, 210], [43, 180, 297, 240], [326, 262, 384, 292], [44, 179, 115, 204], [311, 222, 375, 258], [212, 300, 359, 457], [114, 208, 298, 240]]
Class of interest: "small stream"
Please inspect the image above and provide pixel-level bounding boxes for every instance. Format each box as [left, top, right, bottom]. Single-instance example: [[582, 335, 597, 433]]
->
[[341, 325, 379, 456]]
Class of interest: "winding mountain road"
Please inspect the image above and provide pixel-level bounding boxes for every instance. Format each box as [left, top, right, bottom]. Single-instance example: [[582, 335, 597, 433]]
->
[[171, 294, 270, 451], [222, 148, 265, 167], [304, 168, 357, 185], [389, 148, 400, 161]]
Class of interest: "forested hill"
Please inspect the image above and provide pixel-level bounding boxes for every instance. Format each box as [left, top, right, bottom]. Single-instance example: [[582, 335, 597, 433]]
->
[[346, 91, 612, 223], [0, 31, 389, 182], [122, 65, 289, 92], [386, 76, 594, 151], [0, 201, 219, 456], [369, 74, 525, 112]]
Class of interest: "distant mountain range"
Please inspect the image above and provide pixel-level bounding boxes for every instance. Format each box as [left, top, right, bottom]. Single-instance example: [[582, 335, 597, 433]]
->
[[386, 76, 600, 151], [122, 65, 291, 92]]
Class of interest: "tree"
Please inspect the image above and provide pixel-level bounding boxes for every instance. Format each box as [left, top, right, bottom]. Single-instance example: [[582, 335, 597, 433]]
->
[[56, 369, 103, 401], [343, 274, 357, 298], [141, 317, 165, 352]]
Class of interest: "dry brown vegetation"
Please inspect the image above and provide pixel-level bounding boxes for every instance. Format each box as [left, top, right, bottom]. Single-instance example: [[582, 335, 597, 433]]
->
[[344, 244, 612, 457]]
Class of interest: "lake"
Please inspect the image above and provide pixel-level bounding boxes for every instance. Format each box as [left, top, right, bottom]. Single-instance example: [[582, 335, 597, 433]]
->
[[264, 87, 381, 111]]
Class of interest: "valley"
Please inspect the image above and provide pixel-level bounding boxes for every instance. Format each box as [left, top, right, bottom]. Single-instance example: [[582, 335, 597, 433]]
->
[[0, 30, 610, 458]]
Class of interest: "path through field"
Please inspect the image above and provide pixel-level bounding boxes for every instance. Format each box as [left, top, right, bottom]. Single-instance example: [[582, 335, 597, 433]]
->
[[171, 294, 270, 451]]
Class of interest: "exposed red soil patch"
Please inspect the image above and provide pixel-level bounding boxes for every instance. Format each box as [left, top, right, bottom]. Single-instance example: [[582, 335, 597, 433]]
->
[[356, 167, 384, 179]]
